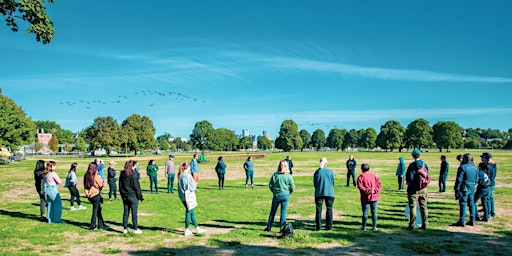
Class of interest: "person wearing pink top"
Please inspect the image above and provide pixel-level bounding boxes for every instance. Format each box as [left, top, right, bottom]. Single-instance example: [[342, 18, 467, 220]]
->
[[357, 164, 382, 231], [44, 161, 65, 223]]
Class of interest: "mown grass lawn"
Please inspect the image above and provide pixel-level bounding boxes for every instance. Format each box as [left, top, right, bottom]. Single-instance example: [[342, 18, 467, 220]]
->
[[0, 150, 511, 255]]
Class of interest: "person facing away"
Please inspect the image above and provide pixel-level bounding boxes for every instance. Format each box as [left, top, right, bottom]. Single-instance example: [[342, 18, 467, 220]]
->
[[313, 157, 335, 231], [439, 155, 449, 193], [264, 160, 295, 232], [405, 149, 429, 230], [107, 161, 118, 201], [119, 160, 144, 234], [244, 156, 255, 189], [215, 156, 226, 190], [346, 155, 357, 187], [357, 164, 382, 231], [95, 158, 106, 182], [177, 161, 206, 236], [480, 152, 497, 218], [190, 153, 200, 183], [146, 159, 159, 194], [67, 163, 86, 210], [45, 160, 64, 224], [33, 160, 47, 222], [456, 155, 463, 166], [452, 153, 479, 227], [84, 162, 109, 230], [474, 162, 492, 222], [395, 157, 406, 191], [285, 155, 294, 175], [165, 155, 176, 193], [133, 161, 141, 181]]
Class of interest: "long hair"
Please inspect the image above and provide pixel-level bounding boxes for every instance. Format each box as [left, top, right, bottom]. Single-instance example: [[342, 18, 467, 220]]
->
[[69, 163, 78, 173], [478, 162, 489, 175], [147, 159, 154, 166], [83, 162, 98, 189], [247, 156, 252, 161], [177, 162, 190, 179], [277, 160, 289, 174], [124, 160, 135, 176], [34, 160, 46, 175], [45, 161, 56, 175]]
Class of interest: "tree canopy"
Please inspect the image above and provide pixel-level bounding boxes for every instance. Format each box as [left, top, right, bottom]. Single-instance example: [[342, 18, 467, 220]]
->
[[84, 116, 120, 154], [404, 118, 433, 149], [326, 128, 344, 151], [311, 129, 326, 150], [275, 120, 302, 151], [1, 0, 55, 44], [121, 114, 157, 155], [190, 120, 215, 150], [299, 129, 311, 151], [257, 136, 273, 150], [0, 92, 35, 150], [34, 120, 75, 144], [433, 121, 463, 152], [376, 120, 405, 152]]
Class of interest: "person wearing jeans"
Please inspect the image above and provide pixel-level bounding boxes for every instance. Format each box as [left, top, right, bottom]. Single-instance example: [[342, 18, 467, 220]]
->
[[244, 156, 255, 189], [146, 159, 159, 194], [357, 164, 382, 231], [264, 160, 295, 232], [120, 160, 144, 234], [314, 157, 335, 231]]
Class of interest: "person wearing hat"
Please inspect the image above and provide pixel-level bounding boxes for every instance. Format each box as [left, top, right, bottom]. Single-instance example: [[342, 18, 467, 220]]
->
[[480, 152, 497, 218], [165, 155, 176, 193], [405, 149, 429, 230], [107, 161, 118, 201]]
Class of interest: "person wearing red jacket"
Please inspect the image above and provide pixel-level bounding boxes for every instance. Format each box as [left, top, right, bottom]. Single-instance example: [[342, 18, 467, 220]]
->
[[357, 164, 382, 231]]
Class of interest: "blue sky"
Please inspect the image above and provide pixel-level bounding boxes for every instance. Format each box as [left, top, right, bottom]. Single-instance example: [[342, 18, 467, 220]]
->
[[1, 1, 512, 139]]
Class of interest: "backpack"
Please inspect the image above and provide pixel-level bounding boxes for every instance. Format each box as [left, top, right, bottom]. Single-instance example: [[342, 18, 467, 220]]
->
[[281, 222, 294, 238], [417, 163, 431, 190], [64, 173, 72, 188], [479, 171, 491, 188]]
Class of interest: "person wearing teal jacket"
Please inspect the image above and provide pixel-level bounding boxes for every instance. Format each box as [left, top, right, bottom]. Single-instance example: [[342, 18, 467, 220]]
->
[[215, 156, 226, 190], [146, 159, 159, 194], [396, 157, 406, 191], [264, 160, 295, 232], [244, 156, 255, 189], [314, 157, 335, 231]]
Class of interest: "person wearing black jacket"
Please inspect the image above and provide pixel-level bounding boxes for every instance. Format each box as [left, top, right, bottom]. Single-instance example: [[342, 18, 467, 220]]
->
[[33, 160, 46, 221], [119, 160, 144, 234], [107, 161, 118, 201], [439, 155, 449, 193]]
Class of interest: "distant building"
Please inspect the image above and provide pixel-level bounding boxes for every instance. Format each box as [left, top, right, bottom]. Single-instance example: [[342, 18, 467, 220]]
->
[[263, 130, 270, 139], [36, 129, 52, 145], [242, 129, 249, 137]]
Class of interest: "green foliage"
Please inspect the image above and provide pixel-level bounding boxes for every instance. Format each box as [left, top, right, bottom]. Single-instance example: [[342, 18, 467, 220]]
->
[[257, 136, 272, 150], [433, 121, 463, 152], [34, 141, 43, 152], [275, 120, 302, 151], [34, 120, 75, 144], [209, 128, 238, 151], [376, 120, 405, 151], [311, 129, 326, 150], [0, 93, 35, 149], [239, 136, 253, 150], [75, 136, 87, 152], [190, 120, 215, 150], [102, 247, 122, 254], [360, 127, 377, 150], [299, 129, 311, 150], [170, 137, 189, 151], [48, 135, 59, 152], [405, 118, 433, 149], [84, 116, 120, 153], [0, 0, 55, 44], [121, 114, 157, 154], [343, 129, 359, 149], [326, 128, 344, 150]]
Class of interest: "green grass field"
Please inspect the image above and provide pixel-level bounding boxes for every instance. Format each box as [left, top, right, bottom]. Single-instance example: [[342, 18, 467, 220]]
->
[[0, 150, 511, 255]]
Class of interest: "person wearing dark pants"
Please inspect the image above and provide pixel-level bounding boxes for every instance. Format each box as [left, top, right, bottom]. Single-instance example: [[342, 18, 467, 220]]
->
[[452, 153, 478, 227], [107, 161, 118, 200], [84, 162, 108, 230], [215, 156, 226, 190], [439, 155, 449, 193], [396, 157, 406, 191], [146, 159, 159, 194], [481, 152, 497, 218], [357, 164, 382, 231], [89, 194, 105, 229], [120, 160, 144, 234], [314, 157, 335, 231], [346, 155, 357, 187], [244, 156, 255, 189], [33, 160, 47, 221]]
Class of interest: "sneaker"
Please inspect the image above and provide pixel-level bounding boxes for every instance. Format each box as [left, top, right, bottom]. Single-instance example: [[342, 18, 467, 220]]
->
[[252, 184, 254, 189], [196, 227, 206, 234], [450, 221, 465, 227], [134, 229, 142, 234], [184, 229, 193, 236], [78, 205, 87, 210], [466, 221, 474, 226], [123, 229, 128, 234], [70, 207, 78, 211], [372, 227, 377, 231], [245, 184, 248, 189], [359, 227, 366, 231], [108, 198, 113, 201]]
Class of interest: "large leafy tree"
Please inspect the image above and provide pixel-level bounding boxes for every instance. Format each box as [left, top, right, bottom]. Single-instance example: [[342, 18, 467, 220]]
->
[[84, 116, 121, 155], [376, 120, 405, 152], [0, 92, 35, 150], [1, 0, 55, 44], [299, 129, 311, 151], [433, 121, 463, 152], [34, 120, 75, 144], [343, 129, 359, 149], [75, 136, 87, 152], [121, 114, 157, 155], [404, 118, 433, 149], [239, 136, 253, 150], [190, 120, 215, 150], [48, 135, 58, 152], [275, 120, 302, 152], [360, 127, 377, 150], [311, 129, 326, 150], [156, 133, 171, 150], [208, 128, 238, 151], [258, 136, 273, 150], [326, 128, 344, 151]]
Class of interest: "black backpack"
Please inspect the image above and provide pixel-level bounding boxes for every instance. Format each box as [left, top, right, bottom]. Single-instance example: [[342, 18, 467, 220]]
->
[[281, 222, 294, 238]]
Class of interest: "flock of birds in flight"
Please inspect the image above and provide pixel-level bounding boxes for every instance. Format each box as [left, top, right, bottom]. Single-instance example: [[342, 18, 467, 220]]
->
[[59, 90, 207, 109]]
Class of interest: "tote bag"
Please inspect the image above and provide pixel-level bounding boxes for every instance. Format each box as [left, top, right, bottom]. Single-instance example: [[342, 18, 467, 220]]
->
[[185, 190, 197, 210]]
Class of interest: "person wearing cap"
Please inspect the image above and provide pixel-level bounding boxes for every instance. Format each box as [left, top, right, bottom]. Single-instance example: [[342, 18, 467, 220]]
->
[[357, 163, 382, 231], [314, 157, 335, 231], [452, 153, 478, 227], [346, 155, 357, 187], [165, 155, 176, 193], [480, 152, 497, 218], [107, 161, 118, 201], [395, 157, 406, 191], [439, 155, 449, 193], [405, 149, 429, 230]]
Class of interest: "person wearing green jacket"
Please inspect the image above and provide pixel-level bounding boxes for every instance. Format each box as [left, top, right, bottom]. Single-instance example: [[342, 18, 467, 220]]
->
[[146, 159, 159, 194], [264, 160, 295, 232], [215, 156, 226, 190]]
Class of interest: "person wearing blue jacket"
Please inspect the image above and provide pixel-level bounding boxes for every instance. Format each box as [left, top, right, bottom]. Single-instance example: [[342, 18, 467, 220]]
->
[[452, 153, 479, 227], [313, 157, 335, 231], [481, 152, 497, 218], [244, 156, 255, 189], [439, 155, 449, 193], [474, 162, 492, 222], [346, 155, 357, 187], [215, 156, 226, 190], [395, 157, 406, 191], [405, 149, 429, 230]]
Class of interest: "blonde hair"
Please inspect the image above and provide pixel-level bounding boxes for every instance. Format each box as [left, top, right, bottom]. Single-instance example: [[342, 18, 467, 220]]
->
[[320, 157, 328, 168], [277, 160, 289, 174], [177, 162, 190, 179]]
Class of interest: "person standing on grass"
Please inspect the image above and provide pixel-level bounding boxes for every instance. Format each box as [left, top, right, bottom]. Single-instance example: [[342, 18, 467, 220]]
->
[[357, 164, 382, 231], [45, 160, 64, 223], [452, 153, 478, 227], [147, 159, 159, 194], [439, 155, 449, 193], [178, 162, 206, 236], [96, 158, 106, 182], [346, 155, 357, 187], [120, 160, 144, 234], [405, 149, 429, 230], [456, 155, 463, 166], [480, 152, 497, 218], [34, 160, 47, 222], [190, 153, 200, 183], [264, 160, 295, 232], [285, 155, 294, 175], [165, 155, 176, 193], [67, 163, 86, 210], [84, 162, 109, 230], [107, 161, 118, 201], [313, 157, 335, 231], [474, 162, 492, 222], [133, 161, 141, 181], [215, 156, 226, 190], [244, 156, 255, 189], [396, 157, 406, 191]]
